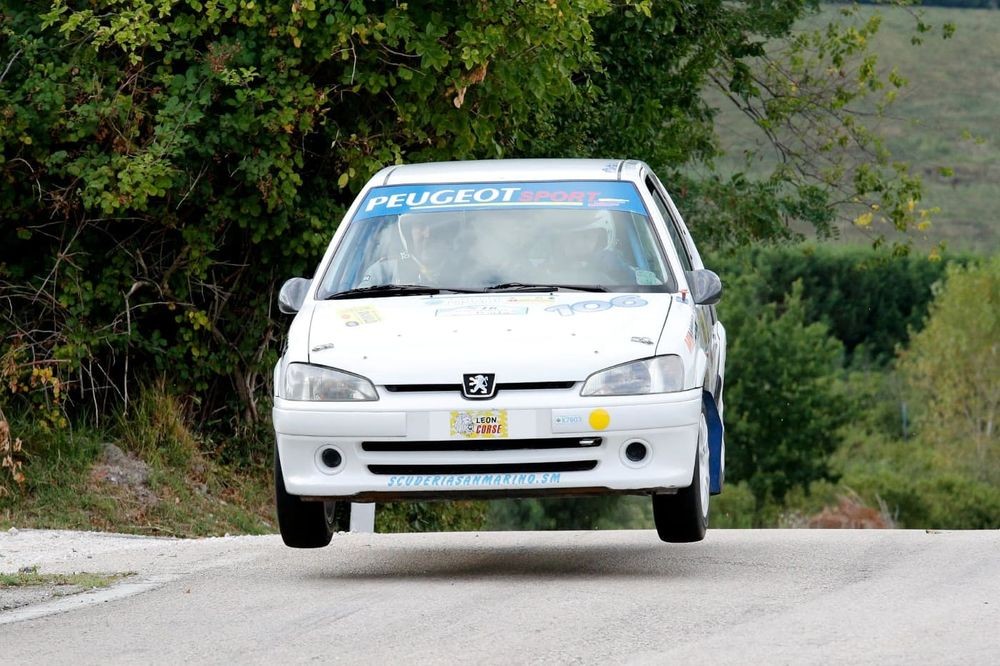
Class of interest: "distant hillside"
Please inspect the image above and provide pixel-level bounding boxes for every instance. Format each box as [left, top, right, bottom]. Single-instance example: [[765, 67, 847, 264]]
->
[[841, 1, 998, 9], [708, 5, 1000, 254]]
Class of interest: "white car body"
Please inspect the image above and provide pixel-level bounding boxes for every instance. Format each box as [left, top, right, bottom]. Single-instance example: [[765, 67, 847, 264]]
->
[[273, 159, 726, 516]]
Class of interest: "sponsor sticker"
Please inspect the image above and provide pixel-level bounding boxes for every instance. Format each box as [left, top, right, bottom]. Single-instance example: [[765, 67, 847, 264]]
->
[[635, 269, 662, 286], [339, 305, 381, 327], [450, 410, 508, 438], [436, 305, 528, 317], [354, 181, 647, 220], [589, 408, 611, 431], [505, 295, 556, 304], [684, 315, 696, 351], [424, 295, 554, 307], [387, 472, 562, 488]]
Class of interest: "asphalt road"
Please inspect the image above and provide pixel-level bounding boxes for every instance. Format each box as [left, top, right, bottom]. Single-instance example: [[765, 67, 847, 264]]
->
[[1, 528, 998, 664]]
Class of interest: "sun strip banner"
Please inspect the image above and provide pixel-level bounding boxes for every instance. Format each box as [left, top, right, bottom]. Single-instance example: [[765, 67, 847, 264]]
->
[[354, 181, 647, 220]]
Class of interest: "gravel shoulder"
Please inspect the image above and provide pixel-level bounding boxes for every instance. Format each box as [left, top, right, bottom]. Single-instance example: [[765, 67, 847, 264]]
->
[[0, 527, 264, 617]]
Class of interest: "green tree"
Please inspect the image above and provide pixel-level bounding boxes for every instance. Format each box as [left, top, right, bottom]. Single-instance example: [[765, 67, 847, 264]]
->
[[721, 276, 847, 502], [899, 256, 999, 484], [0, 0, 613, 427]]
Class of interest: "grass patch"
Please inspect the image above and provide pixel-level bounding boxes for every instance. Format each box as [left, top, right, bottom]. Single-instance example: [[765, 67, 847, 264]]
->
[[0, 438, 276, 538], [0, 567, 131, 589], [0, 387, 277, 538], [706, 4, 1000, 253]]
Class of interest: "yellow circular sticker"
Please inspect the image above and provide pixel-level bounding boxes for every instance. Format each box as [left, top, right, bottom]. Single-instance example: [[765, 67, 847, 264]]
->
[[589, 408, 611, 431]]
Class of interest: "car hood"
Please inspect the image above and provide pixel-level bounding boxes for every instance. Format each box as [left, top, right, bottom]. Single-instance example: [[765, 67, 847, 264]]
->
[[306, 292, 673, 384]]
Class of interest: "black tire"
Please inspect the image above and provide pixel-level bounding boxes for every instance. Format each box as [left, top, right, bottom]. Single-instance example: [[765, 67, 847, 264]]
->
[[652, 416, 709, 543], [274, 448, 350, 548]]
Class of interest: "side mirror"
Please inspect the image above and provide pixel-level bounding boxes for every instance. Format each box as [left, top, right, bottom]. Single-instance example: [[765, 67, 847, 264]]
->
[[278, 278, 312, 314], [686, 269, 722, 306]]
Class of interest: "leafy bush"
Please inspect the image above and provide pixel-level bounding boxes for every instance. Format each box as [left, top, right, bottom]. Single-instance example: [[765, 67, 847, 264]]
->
[[709, 482, 757, 528], [898, 256, 999, 485], [116, 380, 201, 469], [720, 274, 848, 501], [377, 501, 487, 533], [842, 469, 1000, 530], [486, 496, 653, 531], [0, 0, 614, 430], [708, 245, 956, 364]]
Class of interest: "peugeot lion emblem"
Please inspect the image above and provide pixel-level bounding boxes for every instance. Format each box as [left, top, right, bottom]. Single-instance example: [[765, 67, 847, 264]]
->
[[462, 373, 497, 399]]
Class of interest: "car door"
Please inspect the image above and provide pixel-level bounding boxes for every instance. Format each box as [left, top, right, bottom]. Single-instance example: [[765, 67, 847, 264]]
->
[[642, 171, 725, 409]]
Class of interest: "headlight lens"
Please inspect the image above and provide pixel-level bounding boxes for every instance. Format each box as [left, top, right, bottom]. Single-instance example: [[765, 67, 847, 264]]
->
[[580, 356, 684, 396], [284, 363, 378, 401]]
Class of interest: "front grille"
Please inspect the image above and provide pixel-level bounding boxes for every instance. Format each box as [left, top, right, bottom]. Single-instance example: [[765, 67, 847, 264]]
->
[[383, 383, 458, 393], [362, 437, 602, 452], [367, 460, 597, 475], [382, 381, 576, 393], [501, 381, 577, 391]]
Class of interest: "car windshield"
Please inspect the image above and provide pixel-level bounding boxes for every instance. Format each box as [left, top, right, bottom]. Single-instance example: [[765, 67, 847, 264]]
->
[[318, 180, 676, 298]]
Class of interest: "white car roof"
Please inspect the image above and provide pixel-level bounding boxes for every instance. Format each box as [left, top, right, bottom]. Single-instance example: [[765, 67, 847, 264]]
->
[[374, 159, 648, 186]]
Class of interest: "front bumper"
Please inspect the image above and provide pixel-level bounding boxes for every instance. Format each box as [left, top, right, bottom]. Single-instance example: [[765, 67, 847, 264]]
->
[[273, 387, 703, 500]]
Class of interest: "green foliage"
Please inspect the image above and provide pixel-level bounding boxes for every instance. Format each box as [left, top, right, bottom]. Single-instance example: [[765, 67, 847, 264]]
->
[[0, 404, 275, 535], [720, 274, 847, 502], [710, 5, 1000, 253], [898, 256, 999, 484], [708, 245, 955, 364], [376, 500, 487, 533], [117, 379, 200, 468], [677, 2, 949, 251], [842, 468, 1000, 529], [708, 482, 757, 528], [486, 496, 652, 531], [0, 0, 617, 431], [0, 567, 130, 589]]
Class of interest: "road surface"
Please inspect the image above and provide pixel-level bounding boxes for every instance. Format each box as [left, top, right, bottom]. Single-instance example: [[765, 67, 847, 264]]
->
[[1, 528, 998, 664]]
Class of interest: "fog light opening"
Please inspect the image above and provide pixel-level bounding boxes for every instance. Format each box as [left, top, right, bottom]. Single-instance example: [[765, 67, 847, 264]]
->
[[320, 447, 343, 469], [625, 441, 648, 463]]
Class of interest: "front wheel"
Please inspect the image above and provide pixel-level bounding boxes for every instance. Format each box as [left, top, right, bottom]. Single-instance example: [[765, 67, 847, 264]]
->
[[274, 447, 350, 548], [652, 415, 710, 543]]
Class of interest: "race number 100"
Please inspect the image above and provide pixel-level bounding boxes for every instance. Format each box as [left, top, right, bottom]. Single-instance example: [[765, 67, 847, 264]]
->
[[544, 295, 648, 317]]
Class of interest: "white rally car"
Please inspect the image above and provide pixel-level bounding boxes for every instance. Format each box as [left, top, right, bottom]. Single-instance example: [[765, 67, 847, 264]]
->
[[273, 159, 727, 547]]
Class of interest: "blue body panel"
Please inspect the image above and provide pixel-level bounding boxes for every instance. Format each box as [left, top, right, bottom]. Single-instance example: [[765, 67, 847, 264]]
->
[[702, 389, 725, 495]]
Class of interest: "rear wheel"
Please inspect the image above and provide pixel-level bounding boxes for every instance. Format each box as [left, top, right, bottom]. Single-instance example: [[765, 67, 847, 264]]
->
[[652, 414, 709, 543], [274, 448, 350, 548]]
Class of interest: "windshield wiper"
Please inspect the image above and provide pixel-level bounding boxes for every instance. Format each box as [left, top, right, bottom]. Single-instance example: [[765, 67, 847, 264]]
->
[[325, 284, 483, 300], [484, 282, 608, 293]]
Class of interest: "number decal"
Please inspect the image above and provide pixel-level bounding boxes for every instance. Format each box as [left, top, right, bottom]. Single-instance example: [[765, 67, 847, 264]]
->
[[573, 300, 612, 313], [544, 304, 575, 317], [545, 296, 648, 317], [610, 295, 647, 308]]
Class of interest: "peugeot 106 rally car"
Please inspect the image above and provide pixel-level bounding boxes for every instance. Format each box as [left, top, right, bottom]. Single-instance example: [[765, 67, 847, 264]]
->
[[273, 159, 727, 547]]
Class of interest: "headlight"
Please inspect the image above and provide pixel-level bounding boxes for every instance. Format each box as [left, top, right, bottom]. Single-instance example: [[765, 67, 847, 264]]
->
[[284, 363, 378, 401], [580, 356, 684, 396]]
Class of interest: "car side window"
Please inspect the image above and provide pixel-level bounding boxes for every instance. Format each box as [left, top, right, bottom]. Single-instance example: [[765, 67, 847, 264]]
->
[[645, 177, 693, 272]]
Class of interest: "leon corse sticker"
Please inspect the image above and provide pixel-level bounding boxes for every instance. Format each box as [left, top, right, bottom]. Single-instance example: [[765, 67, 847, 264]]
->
[[450, 410, 509, 438]]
